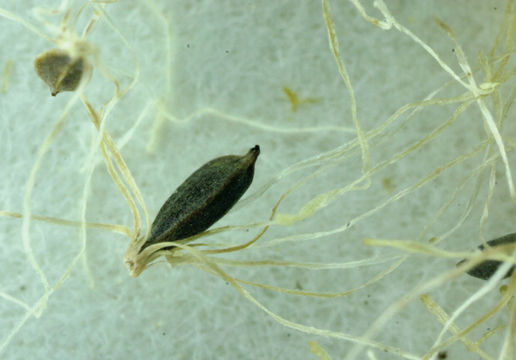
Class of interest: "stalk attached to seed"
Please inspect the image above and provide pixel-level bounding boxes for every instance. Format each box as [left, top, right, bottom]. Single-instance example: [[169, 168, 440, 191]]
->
[[124, 146, 260, 277]]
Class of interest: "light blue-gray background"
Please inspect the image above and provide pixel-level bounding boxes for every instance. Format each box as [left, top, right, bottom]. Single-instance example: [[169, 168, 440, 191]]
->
[[0, 1, 511, 359]]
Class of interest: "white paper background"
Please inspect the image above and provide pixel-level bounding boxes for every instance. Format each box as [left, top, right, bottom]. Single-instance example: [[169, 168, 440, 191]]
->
[[0, 1, 512, 359]]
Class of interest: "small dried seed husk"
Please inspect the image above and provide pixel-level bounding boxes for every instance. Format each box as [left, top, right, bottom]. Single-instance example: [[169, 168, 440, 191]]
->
[[457, 233, 516, 280], [124, 145, 260, 277], [34, 49, 90, 96]]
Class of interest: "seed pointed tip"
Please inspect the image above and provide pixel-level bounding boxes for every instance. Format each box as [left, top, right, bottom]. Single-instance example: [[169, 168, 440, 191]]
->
[[250, 145, 260, 155], [246, 145, 260, 162]]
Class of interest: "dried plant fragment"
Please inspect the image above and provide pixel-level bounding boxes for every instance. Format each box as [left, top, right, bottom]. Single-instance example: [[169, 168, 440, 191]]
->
[[34, 49, 89, 96], [457, 233, 516, 280], [1, 59, 13, 93], [124, 145, 260, 277]]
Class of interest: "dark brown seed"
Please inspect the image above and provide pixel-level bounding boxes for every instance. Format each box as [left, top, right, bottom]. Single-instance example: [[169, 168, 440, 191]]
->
[[34, 49, 87, 96], [140, 145, 260, 252], [457, 233, 516, 280]]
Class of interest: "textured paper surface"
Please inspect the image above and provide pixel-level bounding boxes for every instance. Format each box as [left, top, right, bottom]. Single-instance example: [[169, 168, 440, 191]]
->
[[0, 1, 512, 359]]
